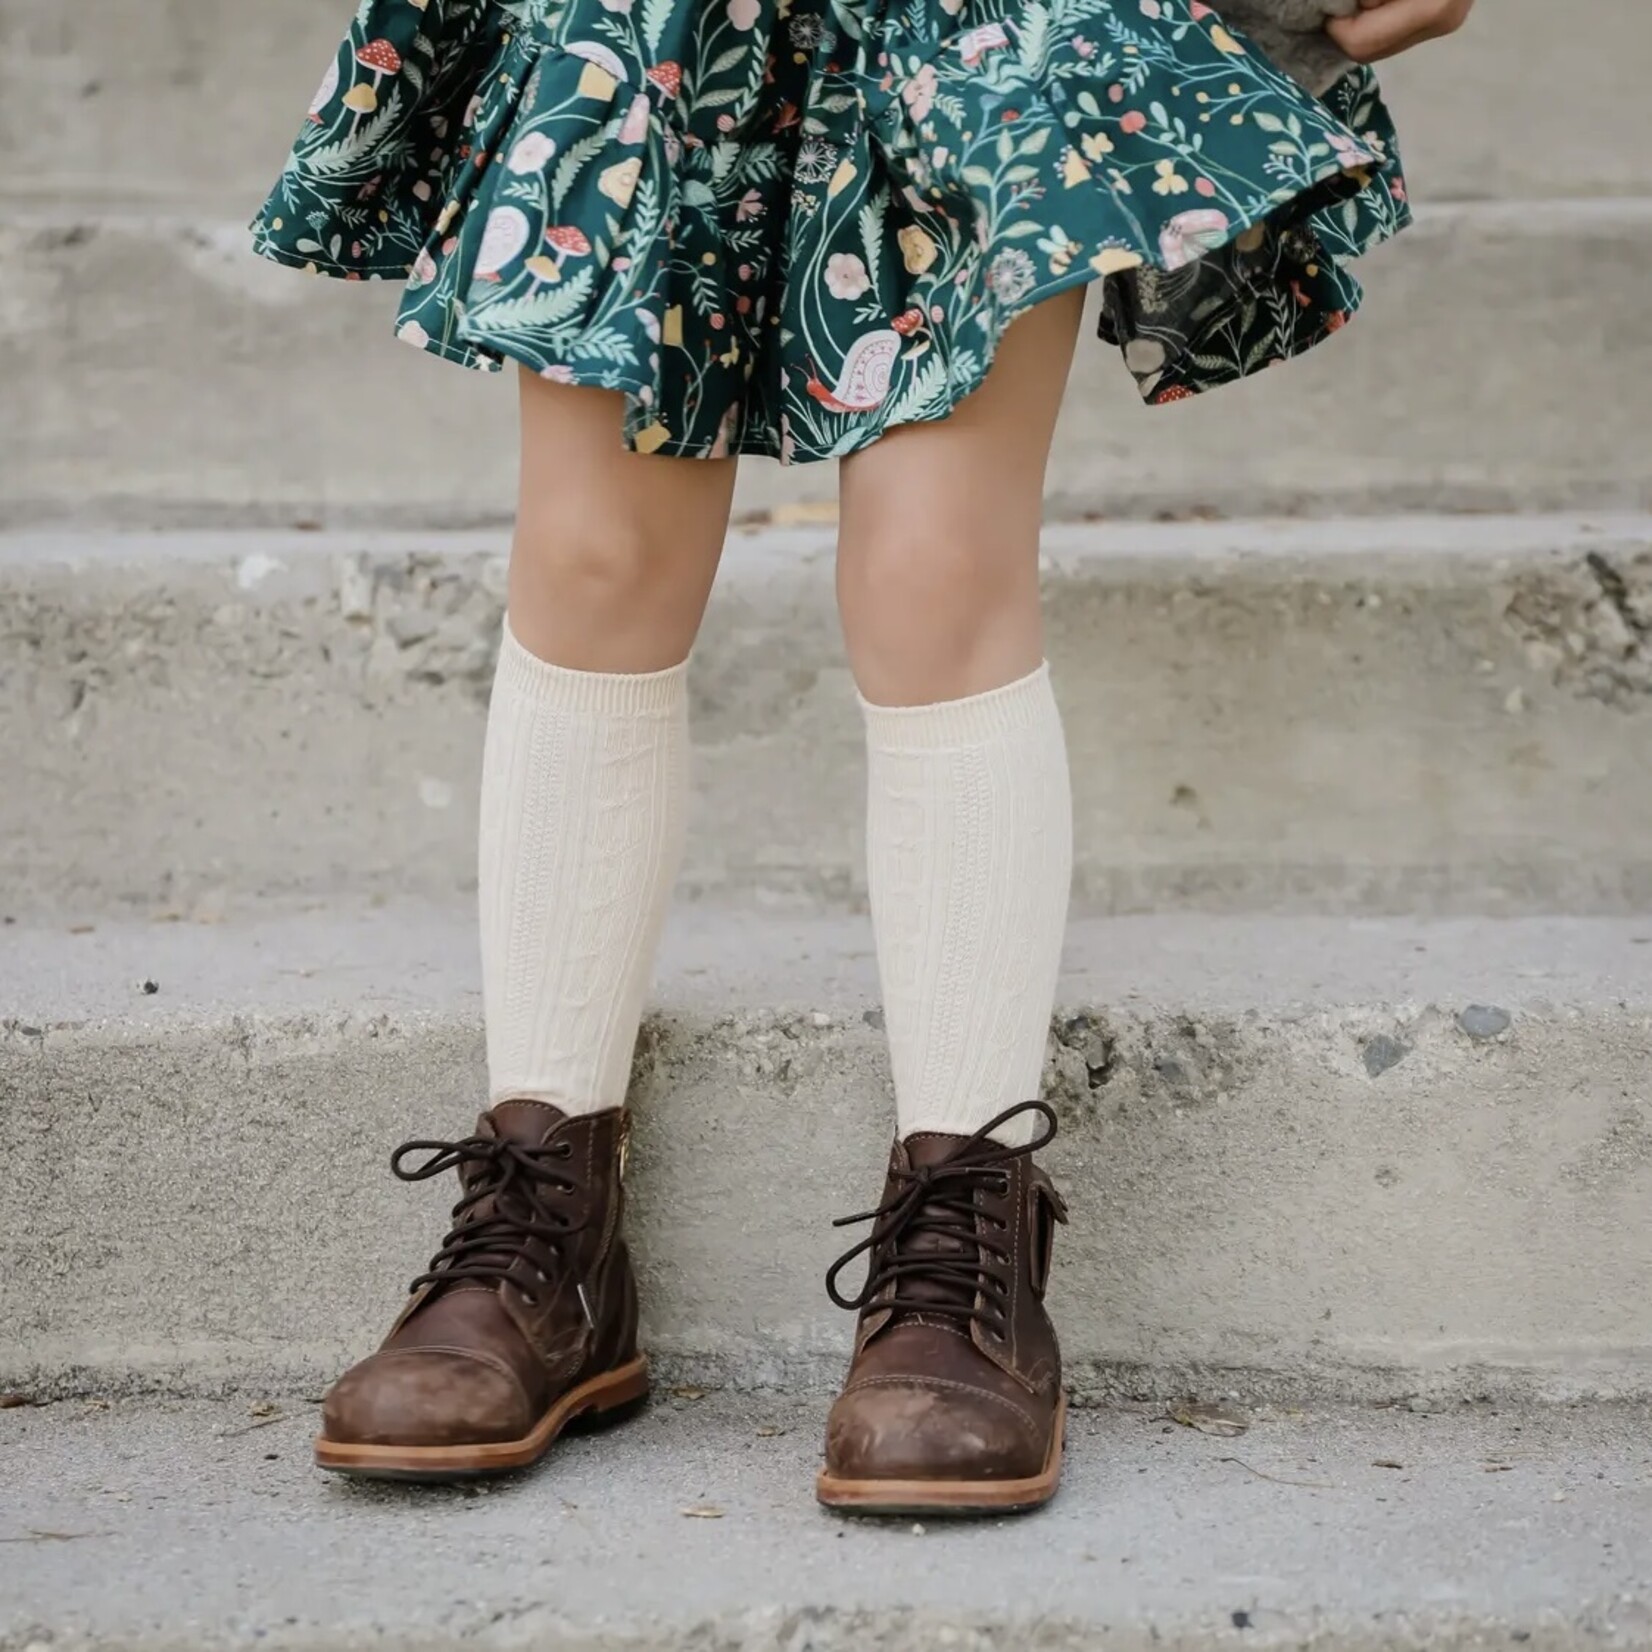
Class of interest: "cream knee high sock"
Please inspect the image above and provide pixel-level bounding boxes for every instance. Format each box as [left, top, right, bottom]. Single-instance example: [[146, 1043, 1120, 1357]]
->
[[861, 663, 1074, 1146], [478, 621, 689, 1114]]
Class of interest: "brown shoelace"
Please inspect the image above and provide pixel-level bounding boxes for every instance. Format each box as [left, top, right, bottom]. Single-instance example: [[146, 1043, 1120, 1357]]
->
[[391, 1135, 586, 1304], [824, 1099, 1056, 1331]]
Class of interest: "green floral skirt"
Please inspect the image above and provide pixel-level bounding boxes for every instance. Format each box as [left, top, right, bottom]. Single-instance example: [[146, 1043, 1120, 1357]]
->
[[252, 0, 1408, 461]]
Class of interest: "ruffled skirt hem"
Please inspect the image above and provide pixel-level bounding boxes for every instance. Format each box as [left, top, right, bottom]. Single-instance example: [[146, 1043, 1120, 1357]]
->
[[250, 0, 1410, 462]]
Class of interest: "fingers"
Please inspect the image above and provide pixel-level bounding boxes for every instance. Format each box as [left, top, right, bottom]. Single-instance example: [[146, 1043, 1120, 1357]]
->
[[1325, 0, 1473, 61]]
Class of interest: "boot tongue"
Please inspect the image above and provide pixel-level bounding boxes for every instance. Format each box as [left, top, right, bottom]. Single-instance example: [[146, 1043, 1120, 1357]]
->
[[886, 1132, 981, 1322], [903, 1131, 969, 1171], [480, 1099, 570, 1148]]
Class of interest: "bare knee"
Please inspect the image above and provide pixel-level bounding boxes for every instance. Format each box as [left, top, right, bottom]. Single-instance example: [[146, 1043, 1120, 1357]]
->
[[838, 526, 1041, 706], [509, 503, 713, 670]]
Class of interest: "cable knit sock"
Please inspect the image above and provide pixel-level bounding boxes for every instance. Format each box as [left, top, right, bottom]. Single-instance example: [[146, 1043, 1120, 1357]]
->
[[478, 621, 689, 1114], [861, 663, 1074, 1147]]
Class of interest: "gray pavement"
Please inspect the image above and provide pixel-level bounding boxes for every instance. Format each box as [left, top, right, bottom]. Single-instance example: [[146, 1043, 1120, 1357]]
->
[[2, 1394, 1650, 1650]]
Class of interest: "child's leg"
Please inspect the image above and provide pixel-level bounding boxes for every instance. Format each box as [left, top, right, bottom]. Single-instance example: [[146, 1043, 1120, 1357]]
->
[[836, 288, 1083, 1148], [817, 290, 1083, 1515], [482, 375, 736, 1113], [316, 380, 733, 1481]]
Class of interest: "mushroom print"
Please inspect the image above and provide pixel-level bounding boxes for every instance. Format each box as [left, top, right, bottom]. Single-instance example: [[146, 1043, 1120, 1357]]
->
[[541, 226, 593, 281], [252, 0, 1409, 459], [644, 62, 683, 103], [355, 38, 402, 93]]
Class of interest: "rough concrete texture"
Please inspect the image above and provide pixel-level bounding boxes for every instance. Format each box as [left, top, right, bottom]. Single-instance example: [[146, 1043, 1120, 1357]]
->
[[4, 202, 1652, 527], [4, 518, 1649, 921], [2, 1395, 1650, 1651], [1, 0, 1645, 213], [3, 904, 1650, 1399]]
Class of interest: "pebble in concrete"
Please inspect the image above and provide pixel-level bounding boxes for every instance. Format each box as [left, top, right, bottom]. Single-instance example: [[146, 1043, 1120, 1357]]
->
[[1362, 1034, 1410, 1077], [1457, 1004, 1513, 1041]]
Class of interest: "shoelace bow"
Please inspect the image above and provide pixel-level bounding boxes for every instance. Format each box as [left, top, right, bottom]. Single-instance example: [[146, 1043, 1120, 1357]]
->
[[824, 1099, 1056, 1331], [391, 1134, 586, 1304]]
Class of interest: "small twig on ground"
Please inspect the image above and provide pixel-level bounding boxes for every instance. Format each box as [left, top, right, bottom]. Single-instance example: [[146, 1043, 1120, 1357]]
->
[[218, 1412, 288, 1439], [0, 1530, 106, 1544], [1217, 1456, 1335, 1490]]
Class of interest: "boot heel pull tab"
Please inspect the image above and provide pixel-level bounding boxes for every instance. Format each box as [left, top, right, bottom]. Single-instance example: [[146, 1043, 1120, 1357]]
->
[[1029, 1182, 1066, 1298], [617, 1115, 633, 1182], [1037, 1178, 1069, 1225]]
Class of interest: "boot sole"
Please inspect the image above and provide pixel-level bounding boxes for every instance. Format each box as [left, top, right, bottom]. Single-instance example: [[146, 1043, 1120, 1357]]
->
[[313, 1355, 650, 1482], [815, 1392, 1065, 1517]]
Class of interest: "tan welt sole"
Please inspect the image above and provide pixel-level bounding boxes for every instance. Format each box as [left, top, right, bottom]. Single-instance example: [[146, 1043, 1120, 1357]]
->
[[314, 1355, 650, 1482], [815, 1392, 1065, 1516]]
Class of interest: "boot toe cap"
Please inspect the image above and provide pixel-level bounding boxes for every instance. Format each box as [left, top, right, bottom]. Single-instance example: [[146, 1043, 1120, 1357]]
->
[[322, 1348, 534, 1448], [824, 1377, 1045, 1483]]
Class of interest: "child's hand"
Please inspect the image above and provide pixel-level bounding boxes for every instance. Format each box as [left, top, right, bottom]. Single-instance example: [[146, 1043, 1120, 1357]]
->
[[1325, 0, 1473, 61]]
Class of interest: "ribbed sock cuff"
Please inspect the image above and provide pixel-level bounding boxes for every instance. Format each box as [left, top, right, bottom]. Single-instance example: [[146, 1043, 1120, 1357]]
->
[[857, 661, 1054, 750], [498, 619, 689, 716]]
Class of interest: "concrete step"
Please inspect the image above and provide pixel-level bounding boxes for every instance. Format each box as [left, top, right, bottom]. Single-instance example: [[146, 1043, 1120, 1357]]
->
[[5, 903, 1650, 1401], [1, 0, 1644, 212], [3, 1394, 1651, 1652], [3, 200, 1651, 527], [4, 516, 1650, 922]]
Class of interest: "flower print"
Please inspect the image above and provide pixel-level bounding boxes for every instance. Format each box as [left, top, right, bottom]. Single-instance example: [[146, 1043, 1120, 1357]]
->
[[408, 246, 439, 287], [599, 156, 643, 207], [825, 251, 871, 300], [1152, 159, 1190, 195], [1090, 245, 1143, 276], [795, 137, 839, 184], [902, 62, 938, 122], [955, 22, 1009, 67], [897, 224, 938, 274], [506, 132, 557, 174], [1158, 207, 1231, 269], [255, 0, 1408, 459], [985, 246, 1035, 304], [1329, 130, 1374, 168]]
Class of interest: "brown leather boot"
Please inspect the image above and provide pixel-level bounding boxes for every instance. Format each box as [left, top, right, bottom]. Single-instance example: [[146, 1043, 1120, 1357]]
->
[[315, 1099, 647, 1480], [818, 1099, 1069, 1514]]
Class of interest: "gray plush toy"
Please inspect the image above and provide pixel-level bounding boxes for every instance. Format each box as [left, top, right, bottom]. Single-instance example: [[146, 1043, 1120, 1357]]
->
[[1213, 0, 1361, 94]]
